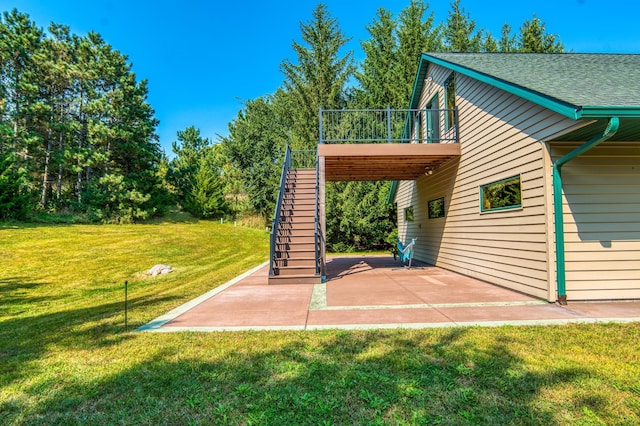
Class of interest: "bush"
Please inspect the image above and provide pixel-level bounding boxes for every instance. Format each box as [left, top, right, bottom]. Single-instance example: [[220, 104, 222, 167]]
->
[[0, 151, 33, 220]]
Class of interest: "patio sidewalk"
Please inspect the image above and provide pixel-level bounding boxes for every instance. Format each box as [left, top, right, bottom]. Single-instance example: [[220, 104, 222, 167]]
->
[[139, 255, 640, 332]]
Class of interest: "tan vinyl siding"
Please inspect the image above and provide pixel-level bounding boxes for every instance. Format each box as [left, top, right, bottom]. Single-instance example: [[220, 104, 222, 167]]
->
[[551, 142, 640, 300], [396, 64, 580, 300]]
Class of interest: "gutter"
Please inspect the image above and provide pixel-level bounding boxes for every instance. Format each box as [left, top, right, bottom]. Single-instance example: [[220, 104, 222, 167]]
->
[[552, 116, 619, 305]]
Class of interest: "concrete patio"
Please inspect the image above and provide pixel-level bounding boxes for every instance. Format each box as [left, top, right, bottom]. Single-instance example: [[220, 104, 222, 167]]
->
[[139, 255, 640, 332]]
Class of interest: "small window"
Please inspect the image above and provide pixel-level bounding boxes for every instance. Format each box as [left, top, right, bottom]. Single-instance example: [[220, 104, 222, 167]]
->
[[428, 197, 445, 219], [480, 175, 522, 212], [444, 73, 456, 131], [404, 206, 414, 221]]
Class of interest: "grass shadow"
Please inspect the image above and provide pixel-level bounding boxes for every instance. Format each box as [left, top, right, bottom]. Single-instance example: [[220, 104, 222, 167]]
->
[[0, 327, 609, 425]]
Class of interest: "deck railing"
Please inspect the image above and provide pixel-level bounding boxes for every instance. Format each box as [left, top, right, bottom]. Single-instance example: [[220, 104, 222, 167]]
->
[[269, 145, 291, 277], [319, 107, 458, 144], [314, 154, 323, 277]]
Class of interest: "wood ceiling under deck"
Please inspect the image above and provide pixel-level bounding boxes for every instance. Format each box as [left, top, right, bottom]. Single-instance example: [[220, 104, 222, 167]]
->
[[318, 143, 461, 181]]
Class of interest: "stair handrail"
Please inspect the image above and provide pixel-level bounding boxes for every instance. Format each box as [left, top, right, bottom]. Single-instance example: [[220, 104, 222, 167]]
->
[[270, 144, 292, 277], [314, 152, 324, 277]]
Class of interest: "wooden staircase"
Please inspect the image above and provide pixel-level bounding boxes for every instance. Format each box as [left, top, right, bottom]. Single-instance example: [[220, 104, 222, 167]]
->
[[269, 168, 321, 285]]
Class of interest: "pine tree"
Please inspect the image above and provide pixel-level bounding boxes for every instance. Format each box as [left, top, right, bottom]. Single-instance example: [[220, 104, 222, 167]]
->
[[220, 93, 289, 221], [356, 8, 399, 108], [443, 0, 482, 52], [499, 23, 517, 52], [280, 3, 354, 149], [184, 147, 227, 219], [396, 0, 442, 105], [518, 15, 564, 53]]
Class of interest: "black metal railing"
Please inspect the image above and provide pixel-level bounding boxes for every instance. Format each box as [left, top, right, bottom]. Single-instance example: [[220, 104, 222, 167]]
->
[[269, 145, 291, 277], [314, 154, 323, 277], [319, 107, 458, 144], [291, 149, 317, 169]]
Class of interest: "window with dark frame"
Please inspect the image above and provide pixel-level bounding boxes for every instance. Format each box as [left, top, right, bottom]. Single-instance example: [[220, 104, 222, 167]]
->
[[404, 206, 414, 221], [428, 197, 445, 219], [480, 175, 522, 212], [444, 73, 456, 131]]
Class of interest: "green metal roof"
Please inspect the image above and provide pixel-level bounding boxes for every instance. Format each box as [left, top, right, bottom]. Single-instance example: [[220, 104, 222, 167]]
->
[[415, 53, 640, 120]]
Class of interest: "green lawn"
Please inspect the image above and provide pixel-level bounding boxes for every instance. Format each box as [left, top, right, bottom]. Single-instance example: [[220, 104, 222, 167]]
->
[[1, 218, 639, 425]]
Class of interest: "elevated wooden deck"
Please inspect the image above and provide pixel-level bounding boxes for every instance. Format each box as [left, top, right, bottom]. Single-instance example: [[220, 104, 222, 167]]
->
[[318, 143, 460, 181]]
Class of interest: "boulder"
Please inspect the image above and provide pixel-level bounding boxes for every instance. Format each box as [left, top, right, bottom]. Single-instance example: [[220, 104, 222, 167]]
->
[[147, 264, 173, 276]]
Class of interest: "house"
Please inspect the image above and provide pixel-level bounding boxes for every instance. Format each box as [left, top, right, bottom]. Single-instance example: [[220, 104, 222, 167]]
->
[[389, 53, 640, 303], [269, 52, 640, 304]]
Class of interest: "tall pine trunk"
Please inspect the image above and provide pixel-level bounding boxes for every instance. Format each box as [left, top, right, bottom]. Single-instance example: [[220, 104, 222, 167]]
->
[[41, 128, 53, 208], [55, 128, 63, 201]]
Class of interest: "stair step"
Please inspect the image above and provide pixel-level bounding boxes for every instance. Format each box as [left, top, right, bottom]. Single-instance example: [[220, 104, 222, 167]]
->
[[275, 250, 316, 259], [282, 193, 316, 204], [284, 183, 316, 194], [276, 237, 315, 246], [275, 266, 317, 276], [281, 209, 315, 216], [277, 222, 315, 230], [273, 257, 316, 267], [275, 241, 316, 252], [277, 228, 314, 237], [289, 168, 315, 171], [285, 188, 315, 192]]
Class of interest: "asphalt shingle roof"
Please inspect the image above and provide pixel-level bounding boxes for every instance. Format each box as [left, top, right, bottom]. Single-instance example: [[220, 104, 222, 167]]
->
[[425, 53, 640, 108]]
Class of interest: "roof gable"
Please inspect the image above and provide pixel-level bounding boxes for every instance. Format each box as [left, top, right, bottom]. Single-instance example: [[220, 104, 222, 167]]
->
[[412, 53, 640, 120]]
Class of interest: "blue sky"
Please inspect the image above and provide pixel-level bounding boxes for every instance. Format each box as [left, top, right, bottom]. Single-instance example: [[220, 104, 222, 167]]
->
[[4, 0, 640, 154]]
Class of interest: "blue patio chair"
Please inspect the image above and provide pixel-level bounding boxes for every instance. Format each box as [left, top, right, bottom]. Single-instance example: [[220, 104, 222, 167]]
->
[[396, 238, 416, 269]]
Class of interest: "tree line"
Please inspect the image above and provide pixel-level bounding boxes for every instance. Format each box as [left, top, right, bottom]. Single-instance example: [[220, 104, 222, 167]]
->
[[1, 1, 564, 250], [0, 9, 165, 222], [215, 0, 563, 250]]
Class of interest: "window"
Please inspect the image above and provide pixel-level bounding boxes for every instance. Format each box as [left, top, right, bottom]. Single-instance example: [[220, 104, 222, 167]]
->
[[428, 197, 445, 219], [414, 110, 423, 143], [426, 94, 440, 143], [444, 73, 456, 131], [404, 206, 414, 221], [480, 175, 522, 212]]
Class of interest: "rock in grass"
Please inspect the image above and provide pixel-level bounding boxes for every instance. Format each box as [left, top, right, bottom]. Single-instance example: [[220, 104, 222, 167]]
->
[[147, 264, 173, 276]]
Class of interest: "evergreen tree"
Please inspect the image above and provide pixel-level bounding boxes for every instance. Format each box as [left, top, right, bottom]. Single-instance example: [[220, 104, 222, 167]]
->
[[184, 147, 227, 219], [355, 8, 399, 108], [499, 23, 517, 52], [0, 9, 162, 222], [0, 150, 31, 219], [443, 0, 482, 52], [220, 92, 289, 221], [170, 126, 210, 204], [396, 0, 442, 106], [280, 3, 354, 149], [518, 15, 564, 53], [482, 32, 498, 52]]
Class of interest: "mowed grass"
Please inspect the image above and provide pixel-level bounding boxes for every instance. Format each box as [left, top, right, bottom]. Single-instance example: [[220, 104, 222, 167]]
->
[[1, 219, 640, 425]]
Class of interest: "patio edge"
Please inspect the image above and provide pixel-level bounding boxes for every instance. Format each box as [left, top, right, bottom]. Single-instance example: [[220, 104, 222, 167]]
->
[[136, 261, 269, 332]]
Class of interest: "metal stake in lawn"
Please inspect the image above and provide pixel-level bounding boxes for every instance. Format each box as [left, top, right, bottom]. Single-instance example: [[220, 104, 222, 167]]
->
[[124, 280, 128, 332]]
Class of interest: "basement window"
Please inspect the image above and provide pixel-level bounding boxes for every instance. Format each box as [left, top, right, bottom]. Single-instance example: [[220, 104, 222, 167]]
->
[[428, 197, 445, 219], [404, 206, 414, 221], [480, 175, 522, 212]]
